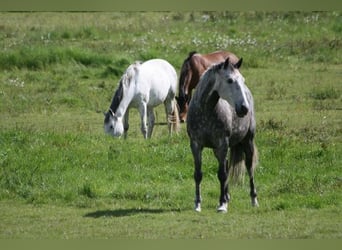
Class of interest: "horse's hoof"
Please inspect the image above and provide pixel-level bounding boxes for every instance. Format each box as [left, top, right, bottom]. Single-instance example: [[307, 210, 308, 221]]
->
[[217, 203, 228, 213], [194, 204, 201, 212], [252, 197, 259, 207]]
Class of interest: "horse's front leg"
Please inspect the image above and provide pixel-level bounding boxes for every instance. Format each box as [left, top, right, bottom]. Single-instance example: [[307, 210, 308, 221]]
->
[[214, 141, 230, 213], [164, 98, 174, 135], [147, 107, 155, 138], [190, 140, 203, 212], [123, 111, 129, 139], [139, 103, 148, 139]]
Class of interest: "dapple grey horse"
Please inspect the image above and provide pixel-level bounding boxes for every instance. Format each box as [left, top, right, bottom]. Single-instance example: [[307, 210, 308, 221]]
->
[[187, 57, 258, 212]]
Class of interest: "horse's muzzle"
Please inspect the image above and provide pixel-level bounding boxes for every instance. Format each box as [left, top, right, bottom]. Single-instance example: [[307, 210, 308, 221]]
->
[[236, 104, 249, 117]]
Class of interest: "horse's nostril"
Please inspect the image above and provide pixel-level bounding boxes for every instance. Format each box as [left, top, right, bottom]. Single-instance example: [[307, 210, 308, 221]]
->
[[241, 105, 248, 114], [236, 104, 248, 117]]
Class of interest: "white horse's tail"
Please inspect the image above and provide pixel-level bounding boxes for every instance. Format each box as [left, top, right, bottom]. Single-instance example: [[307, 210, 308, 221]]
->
[[168, 98, 180, 134]]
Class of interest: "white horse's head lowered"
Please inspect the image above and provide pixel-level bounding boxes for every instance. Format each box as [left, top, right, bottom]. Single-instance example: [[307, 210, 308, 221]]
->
[[213, 57, 249, 117], [104, 108, 124, 137], [104, 62, 140, 137]]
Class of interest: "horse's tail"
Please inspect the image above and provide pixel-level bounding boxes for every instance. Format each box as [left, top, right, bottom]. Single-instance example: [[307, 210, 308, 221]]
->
[[178, 51, 197, 97], [168, 98, 181, 134], [229, 142, 258, 185]]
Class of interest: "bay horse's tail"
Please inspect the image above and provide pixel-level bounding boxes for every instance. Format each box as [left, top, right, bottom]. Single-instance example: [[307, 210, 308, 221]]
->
[[229, 142, 258, 185]]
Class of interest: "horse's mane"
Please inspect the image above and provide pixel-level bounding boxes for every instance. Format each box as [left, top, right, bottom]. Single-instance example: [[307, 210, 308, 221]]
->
[[108, 80, 123, 114], [109, 61, 142, 113], [122, 61, 142, 86], [194, 61, 225, 100], [187, 51, 197, 59], [178, 51, 197, 96]]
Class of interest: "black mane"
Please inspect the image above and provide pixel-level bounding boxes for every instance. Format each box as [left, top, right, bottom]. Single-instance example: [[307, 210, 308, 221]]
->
[[109, 79, 124, 113]]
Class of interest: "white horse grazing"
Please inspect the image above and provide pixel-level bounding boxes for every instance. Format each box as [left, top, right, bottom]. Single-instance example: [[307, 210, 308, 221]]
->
[[104, 59, 180, 139]]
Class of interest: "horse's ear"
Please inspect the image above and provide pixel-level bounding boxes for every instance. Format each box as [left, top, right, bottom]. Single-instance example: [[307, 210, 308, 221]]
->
[[234, 58, 243, 69], [223, 57, 230, 69]]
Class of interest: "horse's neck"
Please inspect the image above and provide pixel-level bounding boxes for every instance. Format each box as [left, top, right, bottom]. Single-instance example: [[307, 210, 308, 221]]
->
[[179, 62, 192, 97], [109, 83, 123, 113], [116, 89, 134, 117], [206, 90, 220, 110], [111, 84, 135, 118], [198, 76, 220, 110]]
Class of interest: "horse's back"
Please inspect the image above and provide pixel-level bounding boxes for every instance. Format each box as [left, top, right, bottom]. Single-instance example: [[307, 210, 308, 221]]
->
[[137, 59, 177, 105], [141, 59, 176, 74], [204, 51, 239, 62], [185, 51, 240, 89], [194, 51, 238, 71], [140, 59, 177, 86]]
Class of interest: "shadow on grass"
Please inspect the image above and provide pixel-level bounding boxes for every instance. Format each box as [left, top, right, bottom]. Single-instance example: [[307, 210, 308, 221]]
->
[[84, 208, 167, 218]]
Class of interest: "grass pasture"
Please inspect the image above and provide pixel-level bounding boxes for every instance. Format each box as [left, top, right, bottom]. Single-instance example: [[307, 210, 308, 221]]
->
[[0, 12, 341, 239]]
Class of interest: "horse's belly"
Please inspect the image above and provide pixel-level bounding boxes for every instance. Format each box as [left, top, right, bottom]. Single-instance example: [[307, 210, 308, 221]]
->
[[148, 89, 168, 106], [130, 87, 167, 108]]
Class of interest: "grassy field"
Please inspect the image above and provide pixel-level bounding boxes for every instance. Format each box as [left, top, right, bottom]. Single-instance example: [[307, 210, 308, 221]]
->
[[0, 12, 341, 239]]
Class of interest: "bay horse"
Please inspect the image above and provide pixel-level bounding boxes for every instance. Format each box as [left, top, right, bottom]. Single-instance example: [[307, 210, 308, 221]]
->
[[186, 57, 258, 213], [104, 59, 180, 139], [177, 50, 239, 122]]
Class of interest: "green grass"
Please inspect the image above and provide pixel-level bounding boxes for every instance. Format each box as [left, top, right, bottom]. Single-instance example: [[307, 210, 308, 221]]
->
[[0, 200, 340, 239], [0, 11, 341, 239]]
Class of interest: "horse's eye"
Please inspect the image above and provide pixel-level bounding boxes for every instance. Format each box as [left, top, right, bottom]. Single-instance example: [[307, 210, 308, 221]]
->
[[227, 78, 234, 84]]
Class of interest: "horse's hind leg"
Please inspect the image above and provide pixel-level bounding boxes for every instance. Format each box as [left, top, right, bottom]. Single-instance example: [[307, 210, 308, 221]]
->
[[190, 140, 203, 212], [244, 139, 259, 207], [139, 102, 148, 139], [164, 98, 174, 135]]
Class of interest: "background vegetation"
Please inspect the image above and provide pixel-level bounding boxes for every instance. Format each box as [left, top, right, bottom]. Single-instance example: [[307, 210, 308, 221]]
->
[[0, 11, 341, 238]]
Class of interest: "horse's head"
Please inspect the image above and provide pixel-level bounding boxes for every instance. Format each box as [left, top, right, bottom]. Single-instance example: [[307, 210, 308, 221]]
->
[[215, 57, 249, 117], [104, 109, 124, 137]]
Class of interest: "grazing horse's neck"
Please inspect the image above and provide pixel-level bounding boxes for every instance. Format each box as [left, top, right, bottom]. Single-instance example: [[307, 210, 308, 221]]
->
[[115, 91, 133, 118], [109, 82, 123, 114], [109, 82, 133, 118]]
